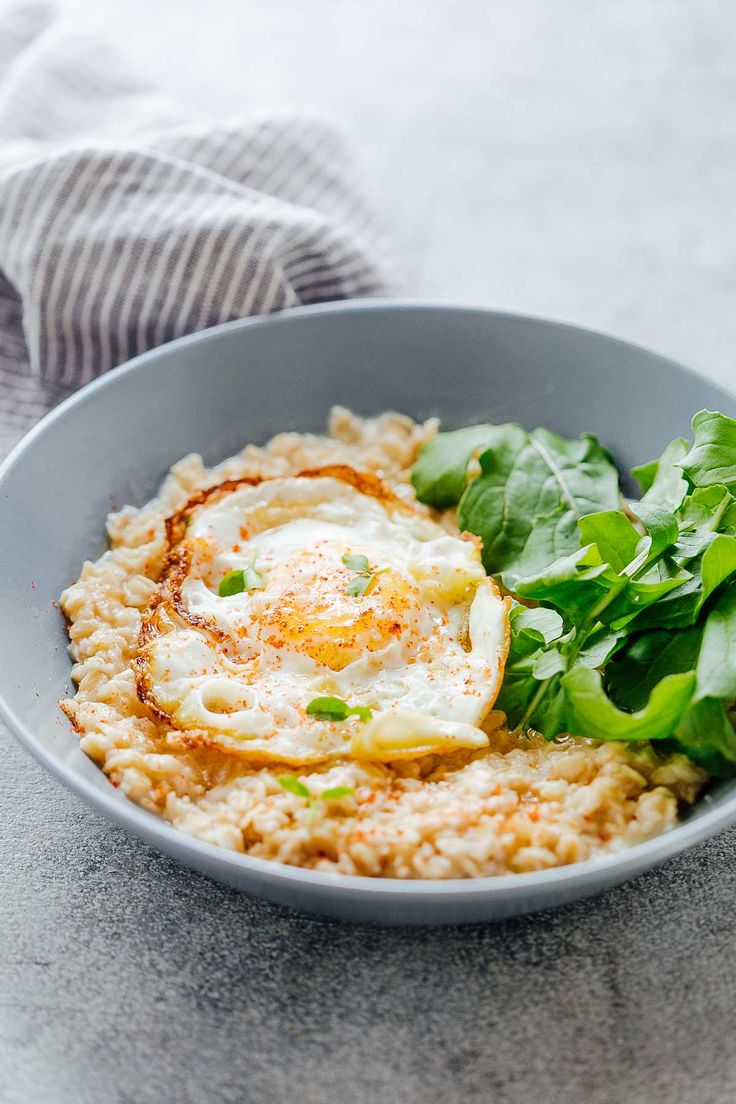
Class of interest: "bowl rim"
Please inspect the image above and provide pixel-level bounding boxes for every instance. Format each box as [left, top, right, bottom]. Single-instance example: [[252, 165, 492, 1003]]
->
[[2, 296, 736, 903]]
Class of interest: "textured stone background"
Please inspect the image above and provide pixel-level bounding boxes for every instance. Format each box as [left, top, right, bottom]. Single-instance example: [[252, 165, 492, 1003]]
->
[[2, 2, 736, 1101]]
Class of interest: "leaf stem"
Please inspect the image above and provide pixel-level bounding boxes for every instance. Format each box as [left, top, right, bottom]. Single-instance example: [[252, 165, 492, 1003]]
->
[[519, 674, 556, 730]]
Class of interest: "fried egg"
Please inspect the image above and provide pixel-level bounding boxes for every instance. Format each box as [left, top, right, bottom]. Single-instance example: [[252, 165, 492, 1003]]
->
[[136, 466, 510, 764]]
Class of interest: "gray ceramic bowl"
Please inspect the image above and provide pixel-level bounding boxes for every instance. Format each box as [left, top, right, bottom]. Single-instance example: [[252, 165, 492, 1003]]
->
[[1, 301, 735, 926]]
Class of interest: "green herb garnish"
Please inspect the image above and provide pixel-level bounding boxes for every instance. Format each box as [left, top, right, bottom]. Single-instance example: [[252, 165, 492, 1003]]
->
[[277, 775, 310, 798], [346, 574, 372, 598], [306, 696, 372, 723], [411, 409, 736, 776], [342, 551, 386, 598], [218, 563, 265, 597], [277, 776, 355, 806], [342, 552, 370, 573]]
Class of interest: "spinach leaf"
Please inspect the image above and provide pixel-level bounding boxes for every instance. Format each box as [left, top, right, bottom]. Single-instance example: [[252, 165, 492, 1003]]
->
[[578, 511, 639, 572], [695, 580, 736, 700], [575, 505, 685, 628], [515, 543, 689, 633], [604, 625, 703, 713], [632, 504, 736, 631], [495, 605, 565, 727], [561, 667, 696, 743], [507, 603, 565, 649], [457, 425, 619, 579], [701, 534, 736, 595], [411, 424, 498, 507], [513, 544, 621, 628], [631, 437, 690, 509], [680, 410, 736, 491], [575, 626, 629, 668], [673, 485, 734, 561], [495, 662, 548, 730], [674, 698, 736, 776], [603, 558, 691, 630], [410, 407, 736, 775], [630, 460, 658, 496], [630, 503, 679, 562], [502, 503, 584, 582], [527, 678, 569, 738], [631, 573, 704, 631]]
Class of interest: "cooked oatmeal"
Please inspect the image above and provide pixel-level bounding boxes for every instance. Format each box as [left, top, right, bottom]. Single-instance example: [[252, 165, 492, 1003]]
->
[[60, 408, 705, 878]]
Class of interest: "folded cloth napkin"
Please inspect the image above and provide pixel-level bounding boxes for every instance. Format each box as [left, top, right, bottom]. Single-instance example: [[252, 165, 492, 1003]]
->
[[0, 2, 390, 456]]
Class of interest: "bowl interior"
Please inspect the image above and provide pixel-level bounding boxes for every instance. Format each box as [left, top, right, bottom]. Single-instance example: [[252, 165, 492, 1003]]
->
[[1, 303, 735, 835]]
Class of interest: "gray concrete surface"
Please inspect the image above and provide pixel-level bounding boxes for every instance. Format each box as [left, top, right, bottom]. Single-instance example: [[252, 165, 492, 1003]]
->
[[2, 2, 736, 1101]]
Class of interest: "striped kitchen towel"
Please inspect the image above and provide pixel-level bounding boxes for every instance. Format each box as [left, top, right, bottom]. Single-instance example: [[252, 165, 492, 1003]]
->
[[0, 2, 391, 457]]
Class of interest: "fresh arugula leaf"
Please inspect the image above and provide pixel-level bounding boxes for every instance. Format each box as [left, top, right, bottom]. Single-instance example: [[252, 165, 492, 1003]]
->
[[575, 626, 628, 668], [532, 649, 567, 679], [513, 544, 621, 628], [495, 605, 565, 727], [498, 664, 558, 732], [502, 503, 581, 582], [320, 786, 355, 801], [629, 503, 679, 562], [456, 425, 619, 578], [631, 437, 690, 509], [695, 580, 736, 701], [515, 543, 687, 633], [306, 696, 372, 723], [561, 667, 696, 743], [411, 424, 497, 507], [411, 407, 736, 775], [673, 485, 734, 560], [674, 698, 736, 776], [701, 533, 736, 595], [630, 573, 704, 631], [630, 460, 658, 496], [509, 604, 565, 646], [604, 625, 703, 713], [577, 503, 679, 603], [680, 410, 736, 491], [495, 664, 545, 729], [527, 678, 569, 738], [342, 552, 370, 574], [632, 521, 736, 631], [278, 775, 311, 799], [603, 557, 691, 630], [578, 511, 640, 572]]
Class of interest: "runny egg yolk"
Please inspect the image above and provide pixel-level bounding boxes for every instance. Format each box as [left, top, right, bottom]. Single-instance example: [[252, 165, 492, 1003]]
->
[[246, 542, 423, 671]]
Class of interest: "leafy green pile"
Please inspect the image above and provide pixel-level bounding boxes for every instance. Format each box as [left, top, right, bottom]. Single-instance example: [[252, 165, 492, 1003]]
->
[[412, 409, 736, 775]]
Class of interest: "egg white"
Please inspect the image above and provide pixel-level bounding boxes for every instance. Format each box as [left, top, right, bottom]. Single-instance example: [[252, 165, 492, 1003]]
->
[[136, 469, 510, 764]]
